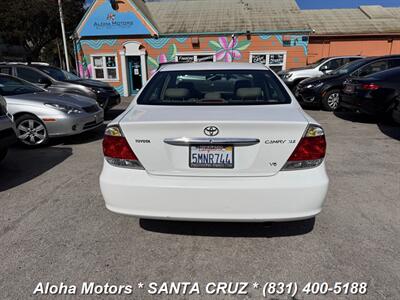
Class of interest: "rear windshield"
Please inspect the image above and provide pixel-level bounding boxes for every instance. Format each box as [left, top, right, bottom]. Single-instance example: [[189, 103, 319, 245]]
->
[[137, 70, 291, 105]]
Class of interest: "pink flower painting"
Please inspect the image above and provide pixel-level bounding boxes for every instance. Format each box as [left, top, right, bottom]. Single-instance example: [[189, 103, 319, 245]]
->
[[209, 37, 251, 62]]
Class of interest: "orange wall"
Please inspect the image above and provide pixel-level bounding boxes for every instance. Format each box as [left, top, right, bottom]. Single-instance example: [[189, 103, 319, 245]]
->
[[76, 34, 309, 94], [308, 37, 400, 63]]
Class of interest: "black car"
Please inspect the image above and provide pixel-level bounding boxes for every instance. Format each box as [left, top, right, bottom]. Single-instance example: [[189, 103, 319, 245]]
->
[[341, 67, 400, 122], [0, 63, 121, 110], [393, 96, 400, 125], [295, 55, 400, 111], [0, 95, 16, 162]]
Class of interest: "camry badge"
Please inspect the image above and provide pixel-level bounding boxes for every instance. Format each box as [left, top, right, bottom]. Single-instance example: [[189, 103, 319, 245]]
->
[[204, 126, 219, 137]]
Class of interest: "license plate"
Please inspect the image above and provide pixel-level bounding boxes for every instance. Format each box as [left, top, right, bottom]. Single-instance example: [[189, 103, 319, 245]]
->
[[189, 145, 234, 168]]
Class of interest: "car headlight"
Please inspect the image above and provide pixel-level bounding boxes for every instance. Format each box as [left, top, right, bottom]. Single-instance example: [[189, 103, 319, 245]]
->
[[45, 103, 83, 114], [306, 82, 323, 89], [89, 87, 107, 94], [283, 73, 293, 79], [89, 88, 100, 94]]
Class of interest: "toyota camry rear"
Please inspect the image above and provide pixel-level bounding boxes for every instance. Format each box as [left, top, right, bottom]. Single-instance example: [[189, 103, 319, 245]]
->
[[100, 63, 329, 221]]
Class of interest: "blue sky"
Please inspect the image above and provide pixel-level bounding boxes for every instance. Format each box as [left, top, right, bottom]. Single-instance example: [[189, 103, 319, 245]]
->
[[85, 0, 400, 9]]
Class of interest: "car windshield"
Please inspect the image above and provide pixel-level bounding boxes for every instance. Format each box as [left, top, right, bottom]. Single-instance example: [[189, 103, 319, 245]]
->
[[308, 57, 329, 68], [137, 70, 291, 105], [0, 75, 44, 96], [36, 66, 81, 81], [330, 59, 367, 75]]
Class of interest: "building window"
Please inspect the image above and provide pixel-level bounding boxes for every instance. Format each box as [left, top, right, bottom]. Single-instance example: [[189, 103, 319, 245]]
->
[[176, 53, 215, 63], [91, 55, 118, 80], [250, 52, 287, 72]]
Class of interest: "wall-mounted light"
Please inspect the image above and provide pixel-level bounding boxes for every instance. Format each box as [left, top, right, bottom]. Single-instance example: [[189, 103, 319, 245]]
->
[[246, 30, 251, 40], [191, 36, 200, 48]]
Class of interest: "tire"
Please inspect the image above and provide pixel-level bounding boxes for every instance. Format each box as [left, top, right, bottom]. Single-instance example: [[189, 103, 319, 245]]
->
[[322, 89, 341, 111], [0, 148, 7, 162], [15, 114, 49, 147]]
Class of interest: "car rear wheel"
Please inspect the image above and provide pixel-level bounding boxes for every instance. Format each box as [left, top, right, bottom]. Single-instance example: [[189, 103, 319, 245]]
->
[[322, 89, 340, 111], [16, 114, 49, 147]]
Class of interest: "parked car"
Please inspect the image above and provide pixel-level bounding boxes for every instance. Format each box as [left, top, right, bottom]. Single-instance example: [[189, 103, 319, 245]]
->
[[0, 95, 16, 162], [392, 96, 400, 125], [278, 56, 363, 90], [295, 55, 400, 111], [0, 74, 104, 147], [100, 62, 329, 222], [341, 67, 400, 121], [0, 63, 121, 110]]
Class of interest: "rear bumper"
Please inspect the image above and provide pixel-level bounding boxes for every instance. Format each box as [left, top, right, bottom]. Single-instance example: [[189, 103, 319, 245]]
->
[[100, 162, 329, 222], [341, 94, 388, 115]]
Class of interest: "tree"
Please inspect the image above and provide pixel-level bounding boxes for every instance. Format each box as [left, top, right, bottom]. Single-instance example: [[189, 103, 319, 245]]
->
[[0, 0, 86, 62]]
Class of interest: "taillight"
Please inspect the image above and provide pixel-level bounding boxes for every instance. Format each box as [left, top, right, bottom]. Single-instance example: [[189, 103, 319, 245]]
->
[[361, 83, 380, 90], [282, 124, 326, 171], [103, 125, 144, 169]]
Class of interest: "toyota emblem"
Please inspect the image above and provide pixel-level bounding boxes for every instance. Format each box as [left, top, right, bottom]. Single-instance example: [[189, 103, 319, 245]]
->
[[204, 126, 219, 136]]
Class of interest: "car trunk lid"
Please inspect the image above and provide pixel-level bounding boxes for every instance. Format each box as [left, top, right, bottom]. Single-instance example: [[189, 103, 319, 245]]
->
[[119, 105, 309, 177]]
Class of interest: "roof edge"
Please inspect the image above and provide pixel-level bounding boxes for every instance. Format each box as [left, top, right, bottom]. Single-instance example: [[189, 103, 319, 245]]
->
[[158, 29, 312, 37]]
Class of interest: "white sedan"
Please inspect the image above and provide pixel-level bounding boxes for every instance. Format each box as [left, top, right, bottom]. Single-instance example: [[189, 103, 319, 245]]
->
[[100, 63, 329, 222]]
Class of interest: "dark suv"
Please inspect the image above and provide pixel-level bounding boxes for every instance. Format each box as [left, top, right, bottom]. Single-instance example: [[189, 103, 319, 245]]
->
[[0, 63, 121, 110], [295, 55, 400, 111]]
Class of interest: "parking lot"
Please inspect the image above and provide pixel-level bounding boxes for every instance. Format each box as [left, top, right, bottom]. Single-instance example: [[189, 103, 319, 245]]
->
[[0, 97, 399, 299]]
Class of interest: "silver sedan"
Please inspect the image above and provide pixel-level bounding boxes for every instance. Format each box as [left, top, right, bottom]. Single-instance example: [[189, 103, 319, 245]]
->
[[0, 74, 104, 146]]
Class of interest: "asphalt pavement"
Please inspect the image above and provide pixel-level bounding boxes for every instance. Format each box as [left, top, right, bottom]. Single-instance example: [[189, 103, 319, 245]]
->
[[0, 98, 399, 299]]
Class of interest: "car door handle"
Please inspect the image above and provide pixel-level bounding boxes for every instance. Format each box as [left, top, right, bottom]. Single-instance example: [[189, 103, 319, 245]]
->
[[164, 137, 260, 146]]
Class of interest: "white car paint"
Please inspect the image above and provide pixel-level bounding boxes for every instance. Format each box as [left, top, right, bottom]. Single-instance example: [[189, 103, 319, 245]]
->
[[100, 63, 329, 222], [279, 56, 363, 88]]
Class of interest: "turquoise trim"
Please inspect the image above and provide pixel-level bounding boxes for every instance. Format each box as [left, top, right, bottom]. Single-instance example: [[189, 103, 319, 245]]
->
[[176, 37, 188, 43], [257, 34, 308, 56], [160, 29, 311, 37], [259, 35, 272, 40], [127, 58, 134, 94], [80, 39, 117, 50], [275, 35, 284, 45], [289, 35, 308, 55], [114, 84, 124, 95], [144, 38, 170, 49]]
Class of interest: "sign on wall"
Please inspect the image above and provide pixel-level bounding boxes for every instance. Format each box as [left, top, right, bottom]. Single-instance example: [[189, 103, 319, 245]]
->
[[79, 1, 152, 37]]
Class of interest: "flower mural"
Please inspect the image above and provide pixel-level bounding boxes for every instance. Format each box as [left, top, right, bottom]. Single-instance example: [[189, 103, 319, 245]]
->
[[78, 55, 92, 78], [209, 37, 251, 62], [147, 44, 177, 75]]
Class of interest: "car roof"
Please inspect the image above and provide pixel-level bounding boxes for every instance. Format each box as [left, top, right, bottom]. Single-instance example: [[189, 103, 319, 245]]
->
[[361, 55, 400, 62], [158, 62, 269, 72], [325, 55, 363, 58], [0, 62, 49, 66]]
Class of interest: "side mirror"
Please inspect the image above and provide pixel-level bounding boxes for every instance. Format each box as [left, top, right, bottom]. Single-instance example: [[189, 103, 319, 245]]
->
[[38, 77, 52, 87], [320, 65, 330, 73]]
